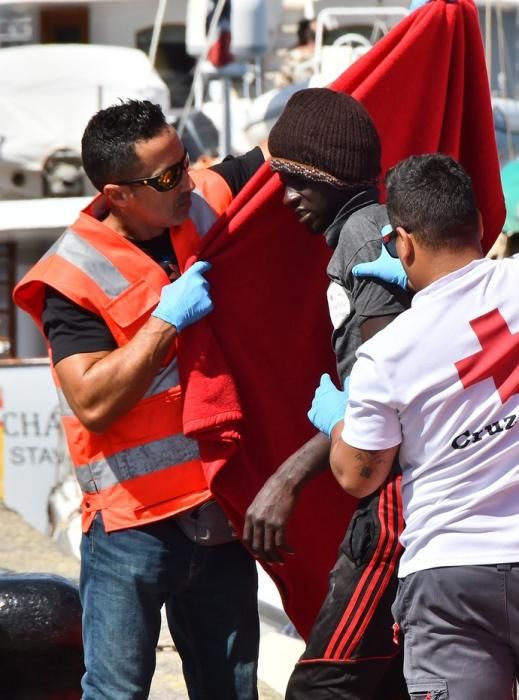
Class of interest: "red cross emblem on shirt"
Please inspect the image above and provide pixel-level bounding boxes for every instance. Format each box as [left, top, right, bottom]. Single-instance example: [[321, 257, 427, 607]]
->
[[455, 308, 519, 404]]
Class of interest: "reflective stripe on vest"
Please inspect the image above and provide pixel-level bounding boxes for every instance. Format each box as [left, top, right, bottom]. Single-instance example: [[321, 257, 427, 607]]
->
[[190, 190, 220, 237], [142, 359, 180, 399], [76, 433, 200, 493], [44, 228, 130, 299]]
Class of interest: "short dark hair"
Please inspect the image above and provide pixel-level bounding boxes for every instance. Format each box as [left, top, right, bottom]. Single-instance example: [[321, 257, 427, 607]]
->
[[81, 100, 168, 191], [385, 153, 480, 251]]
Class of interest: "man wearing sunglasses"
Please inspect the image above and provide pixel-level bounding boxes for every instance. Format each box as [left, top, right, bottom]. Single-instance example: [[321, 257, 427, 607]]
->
[[311, 152, 519, 699], [14, 99, 265, 700], [244, 88, 412, 699]]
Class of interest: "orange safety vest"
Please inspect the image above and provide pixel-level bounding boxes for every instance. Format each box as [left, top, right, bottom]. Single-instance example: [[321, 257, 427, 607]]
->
[[14, 169, 232, 533]]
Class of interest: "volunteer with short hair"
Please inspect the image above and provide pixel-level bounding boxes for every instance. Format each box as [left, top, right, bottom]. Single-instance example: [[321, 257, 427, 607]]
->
[[14, 99, 264, 700], [310, 153, 519, 699]]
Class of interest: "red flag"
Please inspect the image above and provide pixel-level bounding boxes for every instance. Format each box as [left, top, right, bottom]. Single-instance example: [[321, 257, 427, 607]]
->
[[330, 0, 505, 249], [206, 0, 233, 67], [180, 0, 505, 638]]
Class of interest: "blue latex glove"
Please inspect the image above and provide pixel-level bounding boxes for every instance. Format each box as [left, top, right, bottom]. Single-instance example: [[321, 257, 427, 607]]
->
[[352, 227, 408, 289], [307, 373, 350, 437], [152, 260, 213, 332]]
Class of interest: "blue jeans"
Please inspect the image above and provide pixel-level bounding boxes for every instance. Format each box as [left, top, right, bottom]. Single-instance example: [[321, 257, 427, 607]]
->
[[80, 513, 259, 700]]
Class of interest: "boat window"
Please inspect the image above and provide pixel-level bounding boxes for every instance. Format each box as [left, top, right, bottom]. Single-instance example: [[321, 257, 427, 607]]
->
[[136, 24, 195, 109], [0, 7, 33, 47], [40, 7, 89, 44]]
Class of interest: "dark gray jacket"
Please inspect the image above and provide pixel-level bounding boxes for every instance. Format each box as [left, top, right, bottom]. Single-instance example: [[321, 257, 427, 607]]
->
[[324, 190, 411, 382]]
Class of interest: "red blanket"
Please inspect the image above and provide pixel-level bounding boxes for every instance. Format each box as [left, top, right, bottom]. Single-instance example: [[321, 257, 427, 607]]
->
[[180, 0, 505, 639]]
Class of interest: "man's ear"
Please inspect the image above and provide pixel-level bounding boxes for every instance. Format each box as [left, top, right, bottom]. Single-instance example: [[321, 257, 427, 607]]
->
[[397, 226, 415, 266], [104, 183, 130, 206]]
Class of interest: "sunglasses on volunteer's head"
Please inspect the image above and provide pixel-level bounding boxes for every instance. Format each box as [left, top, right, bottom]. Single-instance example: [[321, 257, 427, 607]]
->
[[115, 149, 189, 192]]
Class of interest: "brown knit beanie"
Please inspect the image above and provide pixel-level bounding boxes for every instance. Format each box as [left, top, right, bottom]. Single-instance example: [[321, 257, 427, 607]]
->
[[268, 87, 381, 189]]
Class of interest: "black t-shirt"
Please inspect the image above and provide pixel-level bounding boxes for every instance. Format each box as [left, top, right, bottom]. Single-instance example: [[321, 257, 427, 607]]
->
[[42, 147, 264, 365], [212, 148, 264, 197]]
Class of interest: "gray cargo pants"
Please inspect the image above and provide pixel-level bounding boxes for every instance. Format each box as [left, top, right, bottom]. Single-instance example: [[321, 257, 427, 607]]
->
[[392, 563, 519, 699]]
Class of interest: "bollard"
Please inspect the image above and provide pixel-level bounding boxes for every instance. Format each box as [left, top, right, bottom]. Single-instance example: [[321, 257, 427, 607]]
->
[[0, 573, 84, 699]]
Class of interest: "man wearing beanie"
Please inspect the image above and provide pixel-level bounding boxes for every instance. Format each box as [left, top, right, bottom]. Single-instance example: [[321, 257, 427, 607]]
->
[[244, 88, 411, 699]]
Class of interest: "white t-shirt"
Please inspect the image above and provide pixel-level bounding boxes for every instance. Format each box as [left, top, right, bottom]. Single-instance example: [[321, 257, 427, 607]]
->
[[342, 255, 519, 577]]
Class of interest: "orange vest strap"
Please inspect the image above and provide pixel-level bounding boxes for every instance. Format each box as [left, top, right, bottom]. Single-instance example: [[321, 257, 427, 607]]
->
[[190, 168, 233, 214], [171, 169, 233, 270]]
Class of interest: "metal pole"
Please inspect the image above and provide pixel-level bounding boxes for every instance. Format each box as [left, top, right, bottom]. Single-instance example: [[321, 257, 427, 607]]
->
[[220, 76, 231, 157], [485, 1, 492, 89], [149, 0, 168, 68], [496, 5, 507, 97], [516, 6, 519, 99]]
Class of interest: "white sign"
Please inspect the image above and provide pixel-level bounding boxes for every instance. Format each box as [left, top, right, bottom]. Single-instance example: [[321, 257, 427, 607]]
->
[[0, 362, 64, 533]]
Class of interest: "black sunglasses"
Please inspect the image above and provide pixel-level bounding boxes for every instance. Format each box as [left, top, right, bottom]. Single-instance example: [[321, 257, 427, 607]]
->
[[382, 227, 414, 258], [116, 149, 189, 192], [382, 228, 399, 258]]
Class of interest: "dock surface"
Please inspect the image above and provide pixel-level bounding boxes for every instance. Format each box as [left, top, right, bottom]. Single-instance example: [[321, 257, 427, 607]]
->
[[0, 502, 283, 699]]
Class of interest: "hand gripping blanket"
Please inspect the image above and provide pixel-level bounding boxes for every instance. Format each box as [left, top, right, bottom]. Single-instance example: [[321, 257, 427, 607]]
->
[[179, 0, 505, 638]]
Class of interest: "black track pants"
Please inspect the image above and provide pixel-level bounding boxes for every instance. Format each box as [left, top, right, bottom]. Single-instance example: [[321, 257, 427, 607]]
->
[[286, 472, 408, 700]]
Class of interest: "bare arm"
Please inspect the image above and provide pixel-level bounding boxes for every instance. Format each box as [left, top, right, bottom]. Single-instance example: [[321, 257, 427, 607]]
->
[[243, 316, 401, 561], [55, 316, 177, 433], [243, 431, 330, 563], [244, 303, 402, 559], [329, 310, 401, 497], [55, 259, 213, 433], [329, 421, 398, 498]]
